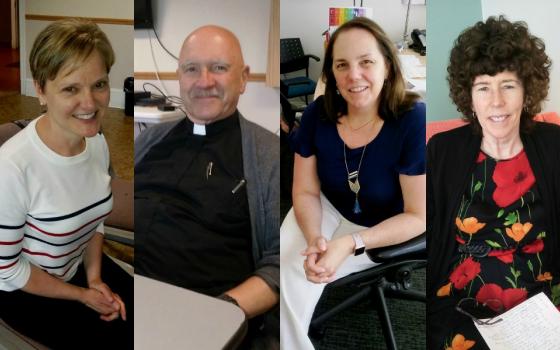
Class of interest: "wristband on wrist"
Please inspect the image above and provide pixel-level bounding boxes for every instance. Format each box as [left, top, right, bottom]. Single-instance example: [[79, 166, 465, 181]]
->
[[352, 232, 366, 256], [217, 293, 240, 308]]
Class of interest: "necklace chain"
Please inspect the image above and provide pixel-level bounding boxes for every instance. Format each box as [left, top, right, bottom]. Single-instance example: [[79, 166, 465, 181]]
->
[[343, 142, 367, 214], [347, 118, 374, 131], [343, 143, 367, 180]]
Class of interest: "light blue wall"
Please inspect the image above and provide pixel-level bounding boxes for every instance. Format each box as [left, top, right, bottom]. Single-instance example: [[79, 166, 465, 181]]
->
[[427, 0, 482, 121]]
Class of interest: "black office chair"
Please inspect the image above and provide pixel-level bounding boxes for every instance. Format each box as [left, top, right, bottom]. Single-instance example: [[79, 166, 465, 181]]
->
[[280, 92, 298, 132], [280, 38, 320, 107], [309, 233, 426, 350]]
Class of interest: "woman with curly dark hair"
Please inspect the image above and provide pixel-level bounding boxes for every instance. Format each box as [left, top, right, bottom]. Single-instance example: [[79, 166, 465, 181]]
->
[[427, 16, 560, 349]]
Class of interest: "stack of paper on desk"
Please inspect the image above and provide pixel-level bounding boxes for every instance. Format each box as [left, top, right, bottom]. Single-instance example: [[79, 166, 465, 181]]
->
[[398, 54, 426, 79]]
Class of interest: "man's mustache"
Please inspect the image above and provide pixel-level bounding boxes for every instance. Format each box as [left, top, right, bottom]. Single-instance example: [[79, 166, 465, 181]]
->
[[190, 89, 222, 98]]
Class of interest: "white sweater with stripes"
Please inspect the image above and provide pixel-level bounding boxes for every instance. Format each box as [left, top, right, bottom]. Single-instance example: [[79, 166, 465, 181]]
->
[[0, 116, 112, 291]]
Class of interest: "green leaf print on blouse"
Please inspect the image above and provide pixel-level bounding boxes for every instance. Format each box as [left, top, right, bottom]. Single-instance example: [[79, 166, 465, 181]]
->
[[485, 240, 502, 248], [552, 283, 560, 306], [503, 211, 518, 226]]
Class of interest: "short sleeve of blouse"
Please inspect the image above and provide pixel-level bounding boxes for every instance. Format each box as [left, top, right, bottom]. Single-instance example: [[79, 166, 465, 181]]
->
[[288, 98, 323, 158], [397, 102, 426, 175]]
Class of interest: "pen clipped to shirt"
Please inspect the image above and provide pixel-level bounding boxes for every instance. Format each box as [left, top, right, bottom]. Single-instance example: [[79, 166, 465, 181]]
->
[[232, 179, 246, 194], [206, 162, 213, 180]]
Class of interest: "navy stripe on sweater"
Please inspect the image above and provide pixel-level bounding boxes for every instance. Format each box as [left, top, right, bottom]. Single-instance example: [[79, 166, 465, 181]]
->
[[24, 228, 96, 247], [0, 251, 21, 260], [28, 192, 112, 222], [26, 211, 111, 237], [0, 223, 25, 230], [40, 253, 82, 270]]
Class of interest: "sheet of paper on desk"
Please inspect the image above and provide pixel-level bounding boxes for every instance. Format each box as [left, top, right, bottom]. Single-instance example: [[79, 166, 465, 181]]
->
[[398, 54, 426, 79], [474, 292, 560, 350]]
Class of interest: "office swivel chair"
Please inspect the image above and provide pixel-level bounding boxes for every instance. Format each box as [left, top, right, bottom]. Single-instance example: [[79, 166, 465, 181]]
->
[[280, 38, 320, 108], [309, 233, 426, 350], [280, 92, 298, 131]]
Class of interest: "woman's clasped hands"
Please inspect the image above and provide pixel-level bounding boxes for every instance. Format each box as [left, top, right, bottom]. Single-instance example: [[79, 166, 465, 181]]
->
[[301, 235, 355, 284], [81, 279, 127, 322]]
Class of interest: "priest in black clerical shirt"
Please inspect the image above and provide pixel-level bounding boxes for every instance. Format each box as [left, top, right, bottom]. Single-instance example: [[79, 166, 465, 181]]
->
[[134, 25, 279, 349]]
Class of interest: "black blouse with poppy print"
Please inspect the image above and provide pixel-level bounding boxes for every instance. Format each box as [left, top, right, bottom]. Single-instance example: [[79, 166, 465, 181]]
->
[[435, 150, 560, 350]]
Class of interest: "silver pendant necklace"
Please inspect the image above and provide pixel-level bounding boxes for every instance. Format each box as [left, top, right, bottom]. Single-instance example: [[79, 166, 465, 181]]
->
[[343, 142, 367, 214]]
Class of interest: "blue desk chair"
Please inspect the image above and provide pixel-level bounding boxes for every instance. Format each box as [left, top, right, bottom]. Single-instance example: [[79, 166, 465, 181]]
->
[[280, 38, 320, 108]]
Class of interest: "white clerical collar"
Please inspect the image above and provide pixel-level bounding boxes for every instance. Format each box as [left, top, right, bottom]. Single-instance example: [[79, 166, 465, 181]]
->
[[193, 123, 206, 136]]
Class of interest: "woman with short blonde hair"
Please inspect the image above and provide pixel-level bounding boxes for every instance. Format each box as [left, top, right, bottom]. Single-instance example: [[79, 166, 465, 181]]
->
[[0, 19, 132, 349]]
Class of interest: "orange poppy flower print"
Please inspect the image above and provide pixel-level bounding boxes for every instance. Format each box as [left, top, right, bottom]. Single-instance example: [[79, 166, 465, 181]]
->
[[455, 217, 486, 235], [537, 272, 553, 282], [446, 333, 475, 350], [505, 222, 532, 242], [437, 282, 452, 297]]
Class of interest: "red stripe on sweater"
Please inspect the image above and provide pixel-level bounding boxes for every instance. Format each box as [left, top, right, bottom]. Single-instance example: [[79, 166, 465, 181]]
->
[[0, 237, 24, 245], [22, 239, 89, 259], [25, 211, 112, 237], [0, 259, 18, 270]]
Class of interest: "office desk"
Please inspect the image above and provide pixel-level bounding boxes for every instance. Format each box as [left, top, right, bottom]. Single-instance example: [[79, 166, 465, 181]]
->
[[313, 49, 426, 100], [134, 275, 247, 350], [134, 105, 185, 138], [134, 105, 185, 124], [398, 49, 426, 99]]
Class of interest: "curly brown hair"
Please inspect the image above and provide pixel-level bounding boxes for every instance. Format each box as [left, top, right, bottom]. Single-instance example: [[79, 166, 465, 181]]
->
[[321, 17, 418, 123], [447, 16, 551, 133]]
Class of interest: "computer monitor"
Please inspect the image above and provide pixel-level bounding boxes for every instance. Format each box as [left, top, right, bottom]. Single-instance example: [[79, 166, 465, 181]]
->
[[134, 0, 153, 29]]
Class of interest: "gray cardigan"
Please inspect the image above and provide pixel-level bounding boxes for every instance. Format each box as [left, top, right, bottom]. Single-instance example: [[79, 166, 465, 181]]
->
[[135, 114, 280, 294]]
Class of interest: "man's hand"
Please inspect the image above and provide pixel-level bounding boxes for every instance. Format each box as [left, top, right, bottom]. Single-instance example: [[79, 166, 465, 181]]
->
[[224, 276, 278, 319]]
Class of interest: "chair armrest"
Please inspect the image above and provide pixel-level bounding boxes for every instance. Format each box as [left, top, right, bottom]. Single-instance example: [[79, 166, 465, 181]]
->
[[305, 54, 321, 62], [0, 318, 51, 350], [281, 80, 313, 87], [105, 227, 134, 246], [0, 123, 21, 146], [366, 233, 426, 263], [105, 177, 134, 232]]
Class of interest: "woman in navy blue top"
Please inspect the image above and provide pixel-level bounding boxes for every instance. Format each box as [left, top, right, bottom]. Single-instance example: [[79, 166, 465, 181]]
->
[[293, 95, 425, 228], [279, 17, 426, 349]]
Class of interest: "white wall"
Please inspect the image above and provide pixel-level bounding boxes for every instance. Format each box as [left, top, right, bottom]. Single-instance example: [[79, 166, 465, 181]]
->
[[134, 0, 279, 133], [26, 0, 132, 19], [280, 0, 426, 82], [481, 0, 560, 113]]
